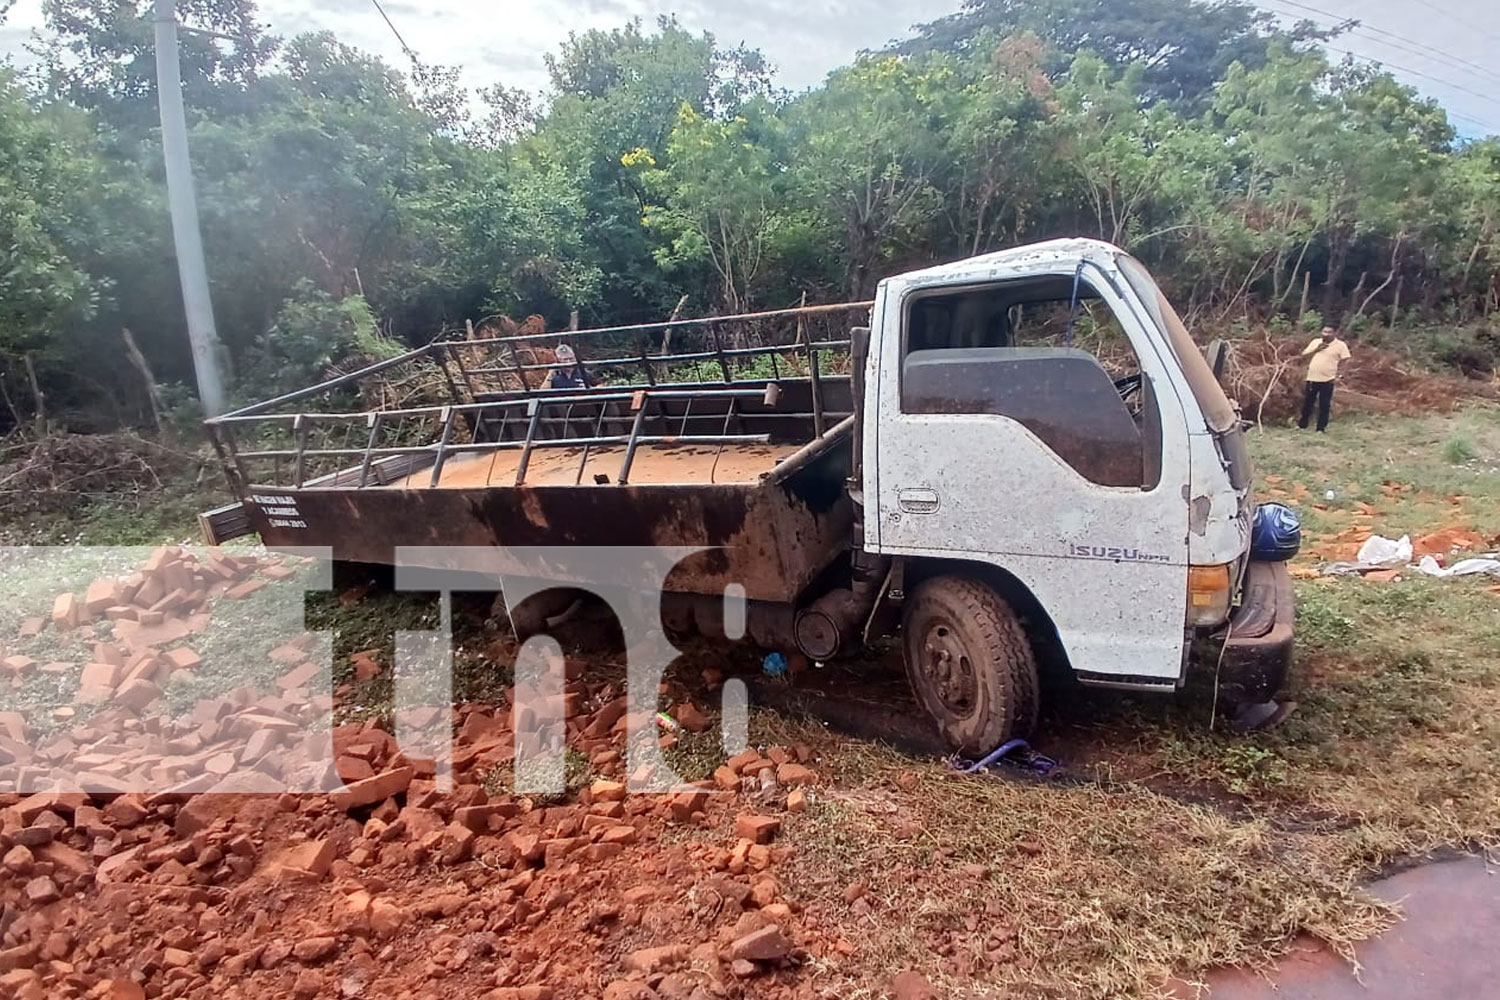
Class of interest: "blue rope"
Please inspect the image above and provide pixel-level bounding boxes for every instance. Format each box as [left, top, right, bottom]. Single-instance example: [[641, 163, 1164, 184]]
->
[[1064, 260, 1085, 348], [949, 738, 1060, 777]]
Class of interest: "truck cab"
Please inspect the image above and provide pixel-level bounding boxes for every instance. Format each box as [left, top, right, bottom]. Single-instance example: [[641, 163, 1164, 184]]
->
[[861, 239, 1292, 751]]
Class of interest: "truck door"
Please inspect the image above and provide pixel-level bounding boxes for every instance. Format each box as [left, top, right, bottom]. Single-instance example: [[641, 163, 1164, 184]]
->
[[867, 263, 1194, 686]]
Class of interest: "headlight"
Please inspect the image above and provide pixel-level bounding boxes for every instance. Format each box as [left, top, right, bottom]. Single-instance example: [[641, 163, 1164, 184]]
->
[[1187, 563, 1232, 628]]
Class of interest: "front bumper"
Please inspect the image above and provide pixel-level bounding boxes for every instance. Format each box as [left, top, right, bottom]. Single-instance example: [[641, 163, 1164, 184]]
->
[[1207, 559, 1295, 704]]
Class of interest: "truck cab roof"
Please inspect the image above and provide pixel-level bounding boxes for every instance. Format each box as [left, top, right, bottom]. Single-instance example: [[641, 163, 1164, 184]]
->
[[888, 238, 1129, 289]]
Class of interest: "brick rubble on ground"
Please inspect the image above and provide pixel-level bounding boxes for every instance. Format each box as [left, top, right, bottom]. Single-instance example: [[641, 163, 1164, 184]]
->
[[0, 550, 833, 1000]]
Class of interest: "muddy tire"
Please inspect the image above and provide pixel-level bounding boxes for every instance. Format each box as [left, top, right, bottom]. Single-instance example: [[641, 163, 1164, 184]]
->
[[901, 576, 1040, 755]]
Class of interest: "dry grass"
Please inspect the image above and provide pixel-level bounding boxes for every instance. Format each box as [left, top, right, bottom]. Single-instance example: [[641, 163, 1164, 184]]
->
[[776, 743, 1393, 1000]]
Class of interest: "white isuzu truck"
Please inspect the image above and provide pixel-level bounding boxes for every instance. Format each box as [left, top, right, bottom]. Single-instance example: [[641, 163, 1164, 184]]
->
[[208, 238, 1295, 753]]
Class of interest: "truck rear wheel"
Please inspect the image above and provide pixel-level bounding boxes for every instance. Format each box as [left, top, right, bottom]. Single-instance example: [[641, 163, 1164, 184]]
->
[[902, 576, 1040, 755]]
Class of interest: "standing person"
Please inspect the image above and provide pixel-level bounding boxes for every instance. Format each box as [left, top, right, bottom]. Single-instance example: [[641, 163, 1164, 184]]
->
[[546, 344, 596, 389], [1298, 326, 1351, 431]]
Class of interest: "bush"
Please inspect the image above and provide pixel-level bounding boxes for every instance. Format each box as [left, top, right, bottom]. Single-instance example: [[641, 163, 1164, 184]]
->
[[238, 281, 399, 400], [1437, 342, 1496, 380]]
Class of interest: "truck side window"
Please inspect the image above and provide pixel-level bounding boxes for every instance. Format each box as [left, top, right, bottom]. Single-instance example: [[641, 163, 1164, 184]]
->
[[901, 277, 1162, 490]]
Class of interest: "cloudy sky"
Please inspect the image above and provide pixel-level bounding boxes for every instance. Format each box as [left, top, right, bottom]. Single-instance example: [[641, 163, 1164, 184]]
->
[[3, 0, 1498, 135]]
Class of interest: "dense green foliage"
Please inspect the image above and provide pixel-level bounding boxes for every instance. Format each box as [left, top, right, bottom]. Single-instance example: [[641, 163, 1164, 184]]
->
[[1, 0, 1497, 426]]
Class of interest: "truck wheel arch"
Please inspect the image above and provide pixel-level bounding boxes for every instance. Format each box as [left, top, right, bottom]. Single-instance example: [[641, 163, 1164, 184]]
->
[[899, 558, 1072, 684]]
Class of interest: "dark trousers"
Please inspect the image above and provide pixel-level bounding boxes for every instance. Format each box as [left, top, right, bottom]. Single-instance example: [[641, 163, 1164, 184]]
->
[[1298, 380, 1334, 431]]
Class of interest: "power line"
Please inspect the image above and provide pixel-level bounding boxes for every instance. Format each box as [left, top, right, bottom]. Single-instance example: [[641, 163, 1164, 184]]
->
[[1263, 0, 1500, 88], [1259, 1, 1500, 134], [1405, 0, 1500, 48], [1323, 43, 1500, 129], [1449, 112, 1500, 138], [368, 0, 420, 67], [1352, 32, 1500, 90]]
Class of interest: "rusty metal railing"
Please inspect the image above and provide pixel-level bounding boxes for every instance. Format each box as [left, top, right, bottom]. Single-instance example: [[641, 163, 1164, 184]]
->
[[206, 300, 871, 492]]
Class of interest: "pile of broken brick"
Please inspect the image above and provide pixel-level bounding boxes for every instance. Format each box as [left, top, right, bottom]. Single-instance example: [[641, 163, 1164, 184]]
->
[[1, 546, 845, 1000], [2, 546, 294, 725], [1, 711, 832, 1000]]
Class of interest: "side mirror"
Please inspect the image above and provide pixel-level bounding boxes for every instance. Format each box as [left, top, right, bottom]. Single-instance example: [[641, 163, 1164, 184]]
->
[[1204, 340, 1229, 383]]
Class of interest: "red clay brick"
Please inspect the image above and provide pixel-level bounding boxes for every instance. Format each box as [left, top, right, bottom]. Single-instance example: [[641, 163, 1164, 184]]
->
[[133, 576, 165, 608], [225, 579, 267, 600], [273, 837, 336, 881], [113, 679, 162, 712], [143, 547, 177, 574], [1, 655, 36, 677], [0, 712, 25, 742], [162, 647, 201, 671], [148, 588, 189, 614], [734, 813, 780, 844], [51, 593, 78, 629], [331, 767, 415, 810], [277, 661, 322, 691], [79, 662, 123, 690], [83, 578, 120, 617], [776, 763, 818, 786]]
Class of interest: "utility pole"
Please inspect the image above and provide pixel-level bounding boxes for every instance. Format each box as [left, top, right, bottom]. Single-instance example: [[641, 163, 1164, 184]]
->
[[153, 0, 226, 417]]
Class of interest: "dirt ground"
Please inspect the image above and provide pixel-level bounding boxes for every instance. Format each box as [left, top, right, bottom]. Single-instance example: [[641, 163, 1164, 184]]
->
[[1222, 334, 1497, 424], [0, 407, 1498, 1000]]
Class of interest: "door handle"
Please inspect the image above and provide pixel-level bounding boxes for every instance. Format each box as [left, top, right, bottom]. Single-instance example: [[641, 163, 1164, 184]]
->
[[898, 488, 940, 514]]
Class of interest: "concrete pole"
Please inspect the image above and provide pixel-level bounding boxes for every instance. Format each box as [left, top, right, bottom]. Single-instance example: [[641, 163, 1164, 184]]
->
[[153, 0, 226, 417]]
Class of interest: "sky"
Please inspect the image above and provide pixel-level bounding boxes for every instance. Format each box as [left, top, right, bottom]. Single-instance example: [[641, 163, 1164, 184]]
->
[[2, 0, 1499, 136]]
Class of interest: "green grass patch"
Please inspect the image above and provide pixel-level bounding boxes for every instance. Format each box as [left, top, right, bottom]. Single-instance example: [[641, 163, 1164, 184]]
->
[[1442, 434, 1478, 464]]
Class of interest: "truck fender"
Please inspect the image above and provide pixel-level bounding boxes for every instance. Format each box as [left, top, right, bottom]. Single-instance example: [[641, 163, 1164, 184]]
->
[[893, 557, 1070, 681]]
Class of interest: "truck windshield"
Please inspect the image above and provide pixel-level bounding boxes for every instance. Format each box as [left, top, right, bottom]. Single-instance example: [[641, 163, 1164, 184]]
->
[[1116, 255, 1238, 435]]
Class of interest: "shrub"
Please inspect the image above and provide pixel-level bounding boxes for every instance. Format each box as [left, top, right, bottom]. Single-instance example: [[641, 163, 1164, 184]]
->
[[238, 281, 399, 400]]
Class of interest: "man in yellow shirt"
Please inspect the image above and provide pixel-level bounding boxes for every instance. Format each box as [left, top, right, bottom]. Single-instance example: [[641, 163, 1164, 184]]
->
[[1298, 326, 1351, 431]]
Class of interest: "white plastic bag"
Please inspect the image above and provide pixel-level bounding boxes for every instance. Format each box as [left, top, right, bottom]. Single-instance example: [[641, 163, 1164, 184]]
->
[[1413, 555, 1500, 578], [1356, 534, 1412, 567]]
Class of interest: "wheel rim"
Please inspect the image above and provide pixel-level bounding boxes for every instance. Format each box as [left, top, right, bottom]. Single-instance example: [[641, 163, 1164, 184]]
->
[[916, 619, 976, 716]]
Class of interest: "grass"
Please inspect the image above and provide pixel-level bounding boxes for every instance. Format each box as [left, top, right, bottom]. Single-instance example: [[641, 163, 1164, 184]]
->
[[780, 749, 1392, 999], [1442, 433, 1478, 464]]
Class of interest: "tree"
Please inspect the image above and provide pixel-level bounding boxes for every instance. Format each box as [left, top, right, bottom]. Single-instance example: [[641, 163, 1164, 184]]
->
[[525, 16, 778, 322], [0, 71, 100, 363], [1438, 141, 1500, 316], [938, 32, 1059, 255], [786, 56, 951, 298], [895, 0, 1326, 108], [1052, 53, 1196, 248], [626, 102, 789, 312], [239, 279, 393, 399], [183, 34, 457, 349], [5, 1, 1498, 431], [38, 0, 277, 127], [460, 154, 604, 319]]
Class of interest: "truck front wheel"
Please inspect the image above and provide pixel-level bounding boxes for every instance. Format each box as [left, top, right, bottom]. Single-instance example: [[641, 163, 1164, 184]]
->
[[902, 576, 1040, 755]]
